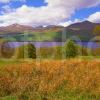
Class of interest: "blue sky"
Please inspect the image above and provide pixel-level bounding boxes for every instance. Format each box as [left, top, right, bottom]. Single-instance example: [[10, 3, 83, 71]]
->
[[0, 0, 100, 26], [71, 6, 100, 20], [10, 0, 47, 8]]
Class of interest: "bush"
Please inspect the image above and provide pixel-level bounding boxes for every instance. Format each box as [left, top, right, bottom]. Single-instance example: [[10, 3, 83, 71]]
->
[[65, 40, 78, 58], [28, 43, 36, 59], [17, 43, 36, 59]]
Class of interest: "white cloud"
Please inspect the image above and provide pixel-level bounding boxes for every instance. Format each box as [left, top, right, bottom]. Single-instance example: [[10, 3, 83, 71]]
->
[[0, 0, 100, 26], [59, 19, 82, 27], [87, 12, 100, 23]]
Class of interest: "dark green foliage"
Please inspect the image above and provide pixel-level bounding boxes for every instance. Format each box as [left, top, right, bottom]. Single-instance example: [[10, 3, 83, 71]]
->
[[65, 40, 78, 58], [17, 43, 36, 59], [28, 43, 36, 59]]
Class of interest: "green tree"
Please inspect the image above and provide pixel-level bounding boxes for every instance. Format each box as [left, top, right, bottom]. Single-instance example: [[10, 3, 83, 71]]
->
[[65, 40, 78, 58], [17, 43, 36, 59], [28, 43, 36, 59]]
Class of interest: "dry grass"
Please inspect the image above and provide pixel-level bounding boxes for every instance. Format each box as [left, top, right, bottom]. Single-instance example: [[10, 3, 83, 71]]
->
[[0, 59, 100, 99]]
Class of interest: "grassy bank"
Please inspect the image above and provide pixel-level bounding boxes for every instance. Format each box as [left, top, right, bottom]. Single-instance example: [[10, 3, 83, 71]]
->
[[0, 59, 100, 100]]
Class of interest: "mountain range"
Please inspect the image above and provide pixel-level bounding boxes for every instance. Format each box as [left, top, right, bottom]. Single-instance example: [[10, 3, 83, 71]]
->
[[0, 21, 100, 42]]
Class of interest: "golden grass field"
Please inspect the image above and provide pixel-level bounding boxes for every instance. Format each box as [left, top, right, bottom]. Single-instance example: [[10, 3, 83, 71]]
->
[[0, 59, 100, 100]]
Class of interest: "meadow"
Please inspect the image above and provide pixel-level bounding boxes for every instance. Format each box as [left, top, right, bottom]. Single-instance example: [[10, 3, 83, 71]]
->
[[0, 40, 100, 100], [0, 59, 100, 100]]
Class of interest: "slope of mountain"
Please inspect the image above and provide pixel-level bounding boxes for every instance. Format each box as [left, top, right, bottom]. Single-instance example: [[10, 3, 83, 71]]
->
[[0, 21, 100, 42], [67, 21, 99, 30], [0, 24, 63, 34], [0, 24, 34, 34], [65, 21, 100, 41]]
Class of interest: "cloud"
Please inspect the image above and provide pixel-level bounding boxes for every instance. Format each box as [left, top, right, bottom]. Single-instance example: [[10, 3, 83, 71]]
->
[[0, 0, 100, 26], [87, 12, 100, 23], [59, 19, 82, 27]]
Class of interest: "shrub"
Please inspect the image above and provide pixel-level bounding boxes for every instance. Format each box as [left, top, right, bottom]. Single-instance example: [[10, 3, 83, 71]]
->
[[65, 40, 78, 58], [27, 43, 36, 59], [17, 43, 36, 59]]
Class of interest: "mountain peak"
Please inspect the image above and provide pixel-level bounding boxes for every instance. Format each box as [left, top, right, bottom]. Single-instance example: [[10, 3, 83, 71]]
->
[[67, 20, 98, 30], [11, 23, 20, 26], [82, 20, 93, 24], [9, 23, 26, 27]]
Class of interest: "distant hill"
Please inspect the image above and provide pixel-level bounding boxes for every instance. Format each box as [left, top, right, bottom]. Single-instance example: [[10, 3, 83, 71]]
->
[[0, 24, 63, 34], [0, 21, 100, 42], [67, 21, 100, 29], [65, 21, 100, 41]]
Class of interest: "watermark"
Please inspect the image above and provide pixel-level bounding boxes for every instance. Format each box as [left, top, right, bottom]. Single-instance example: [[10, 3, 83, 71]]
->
[[0, 28, 100, 61]]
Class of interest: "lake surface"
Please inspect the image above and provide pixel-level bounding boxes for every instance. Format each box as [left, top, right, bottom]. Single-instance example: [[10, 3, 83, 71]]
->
[[4, 42, 100, 48]]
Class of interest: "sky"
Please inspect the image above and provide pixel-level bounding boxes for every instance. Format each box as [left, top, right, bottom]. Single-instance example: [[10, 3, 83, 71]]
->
[[0, 0, 100, 27]]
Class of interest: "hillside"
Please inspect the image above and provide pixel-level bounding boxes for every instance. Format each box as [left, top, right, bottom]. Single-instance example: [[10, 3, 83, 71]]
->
[[65, 21, 100, 41], [0, 21, 100, 42]]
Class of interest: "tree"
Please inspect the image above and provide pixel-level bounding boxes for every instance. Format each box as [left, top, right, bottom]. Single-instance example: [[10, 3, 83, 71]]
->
[[65, 40, 78, 58], [17, 43, 36, 59], [28, 43, 36, 59]]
